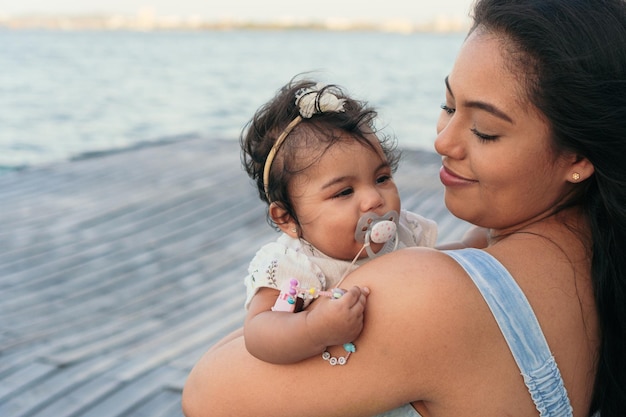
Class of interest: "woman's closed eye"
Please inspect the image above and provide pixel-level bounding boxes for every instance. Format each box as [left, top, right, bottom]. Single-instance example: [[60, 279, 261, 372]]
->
[[470, 127, 500, 142]]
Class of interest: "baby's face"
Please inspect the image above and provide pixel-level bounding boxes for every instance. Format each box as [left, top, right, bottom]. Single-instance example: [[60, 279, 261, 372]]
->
[[289, 135, 401, 261]]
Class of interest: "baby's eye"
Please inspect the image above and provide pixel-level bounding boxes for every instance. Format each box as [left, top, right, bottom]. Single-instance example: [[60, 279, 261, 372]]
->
[[333, 188, 354, 198], [440, 104, 456, 115], [376, 175, 392, 184]]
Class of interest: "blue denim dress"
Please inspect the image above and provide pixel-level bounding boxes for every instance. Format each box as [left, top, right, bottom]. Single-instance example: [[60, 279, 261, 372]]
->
[[374, 248, 573, 417]]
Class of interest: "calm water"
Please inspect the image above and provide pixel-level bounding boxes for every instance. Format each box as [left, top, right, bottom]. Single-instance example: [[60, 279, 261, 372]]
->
[[0, 29, 465, 170]]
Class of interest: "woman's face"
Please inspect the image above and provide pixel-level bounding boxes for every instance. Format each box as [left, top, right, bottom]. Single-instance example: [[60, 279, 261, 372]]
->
[[435, 30, 575, 233]]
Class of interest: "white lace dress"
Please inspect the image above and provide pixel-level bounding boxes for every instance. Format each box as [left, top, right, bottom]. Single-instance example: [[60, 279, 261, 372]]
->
[[244, 210, 438, 309]]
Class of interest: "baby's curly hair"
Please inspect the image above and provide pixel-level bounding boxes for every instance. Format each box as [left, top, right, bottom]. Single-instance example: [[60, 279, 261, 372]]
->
[[240, 76, 400, 230]]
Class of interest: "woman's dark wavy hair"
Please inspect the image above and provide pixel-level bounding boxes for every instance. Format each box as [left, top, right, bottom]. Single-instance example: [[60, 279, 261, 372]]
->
[[240, 76, 399, 230], [471, 0, 626, 415]]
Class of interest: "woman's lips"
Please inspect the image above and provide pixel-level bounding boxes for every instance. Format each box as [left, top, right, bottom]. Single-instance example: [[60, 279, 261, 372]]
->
[[439, 166, 477, 186]]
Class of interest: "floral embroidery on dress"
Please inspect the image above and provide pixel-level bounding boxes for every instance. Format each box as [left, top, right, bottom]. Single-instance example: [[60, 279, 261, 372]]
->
[[266, 259, 278, 287], [301, 240, 321, 257], [316, 272, 327, 289]]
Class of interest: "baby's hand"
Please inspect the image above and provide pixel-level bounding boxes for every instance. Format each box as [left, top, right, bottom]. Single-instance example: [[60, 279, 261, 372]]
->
[[305, 286, 370, 348]]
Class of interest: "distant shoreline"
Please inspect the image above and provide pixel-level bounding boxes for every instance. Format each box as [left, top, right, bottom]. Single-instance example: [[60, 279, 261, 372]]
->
[[0, 13, 470, 34], [0, 134, 440, 177]]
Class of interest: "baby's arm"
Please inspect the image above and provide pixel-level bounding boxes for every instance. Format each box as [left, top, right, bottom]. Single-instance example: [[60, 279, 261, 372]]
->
[[244, 285, 369, 364]]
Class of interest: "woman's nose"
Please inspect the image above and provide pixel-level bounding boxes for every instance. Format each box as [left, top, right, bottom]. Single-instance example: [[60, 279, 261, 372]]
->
[[434, 114, 465, 159]]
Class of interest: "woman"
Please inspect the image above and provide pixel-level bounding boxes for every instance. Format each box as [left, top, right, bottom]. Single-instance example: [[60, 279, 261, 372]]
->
[[182, 0, 626, 415]]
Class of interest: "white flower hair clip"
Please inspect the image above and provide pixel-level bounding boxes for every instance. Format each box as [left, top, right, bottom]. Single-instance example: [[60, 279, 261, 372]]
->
[[295, 83, 346, 118], [263, 83, 346, 201]]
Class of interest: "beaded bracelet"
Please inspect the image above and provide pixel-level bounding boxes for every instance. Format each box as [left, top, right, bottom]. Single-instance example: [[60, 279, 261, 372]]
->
[[322, 342, 356, 366]]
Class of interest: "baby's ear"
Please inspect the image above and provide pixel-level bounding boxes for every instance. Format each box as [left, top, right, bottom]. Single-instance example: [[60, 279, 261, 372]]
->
[[269, 202, 298, 238]]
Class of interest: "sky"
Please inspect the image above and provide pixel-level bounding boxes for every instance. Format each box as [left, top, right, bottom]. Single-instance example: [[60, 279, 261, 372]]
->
[[0, 0, 475, 24]]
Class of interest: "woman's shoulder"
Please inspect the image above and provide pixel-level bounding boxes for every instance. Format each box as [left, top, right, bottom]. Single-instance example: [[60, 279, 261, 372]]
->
[[347, 247, 488, 338], [347, 246, 475, 293], [343, 248, 522, 408]]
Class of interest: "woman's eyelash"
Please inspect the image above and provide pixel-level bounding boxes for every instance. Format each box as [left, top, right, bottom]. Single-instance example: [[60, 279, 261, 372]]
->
[[439, 102, 499, 141], [470, 128, 499, 141], [440, 104, 456, 115]]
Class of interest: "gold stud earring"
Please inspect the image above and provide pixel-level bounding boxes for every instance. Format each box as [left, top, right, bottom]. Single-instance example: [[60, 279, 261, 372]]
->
[[572, 172, 581, 181]]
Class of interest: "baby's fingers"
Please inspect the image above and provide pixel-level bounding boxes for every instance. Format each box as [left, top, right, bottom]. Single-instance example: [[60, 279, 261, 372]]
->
[[335, 286, 365, 307], [334, 287, 369, 317]]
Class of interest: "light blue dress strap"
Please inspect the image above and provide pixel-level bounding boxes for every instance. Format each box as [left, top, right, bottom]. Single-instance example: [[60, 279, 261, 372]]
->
[[444, 248, 573, 417], [373, 404, 422, 417]]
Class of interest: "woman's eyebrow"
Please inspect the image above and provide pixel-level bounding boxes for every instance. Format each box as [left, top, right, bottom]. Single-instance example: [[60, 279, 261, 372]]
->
[[445, 76, 514, 124], [445, 76, 454, 97]]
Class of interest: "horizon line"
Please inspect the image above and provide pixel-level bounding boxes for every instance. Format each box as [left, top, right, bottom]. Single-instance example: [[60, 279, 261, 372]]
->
[[0, 12, 471, 34]]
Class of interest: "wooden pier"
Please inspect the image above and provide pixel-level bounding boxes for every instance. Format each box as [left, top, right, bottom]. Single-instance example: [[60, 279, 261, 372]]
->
[[0, 137, 468, 417]]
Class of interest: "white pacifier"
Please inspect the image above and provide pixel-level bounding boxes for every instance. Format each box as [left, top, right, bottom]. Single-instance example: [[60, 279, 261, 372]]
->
[[335, 210, 399, 288], [354, 210, 399, 258]]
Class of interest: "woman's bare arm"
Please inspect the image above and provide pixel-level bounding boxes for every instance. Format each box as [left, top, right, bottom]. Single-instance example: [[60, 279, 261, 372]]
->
[[183, 247, 482, 417]]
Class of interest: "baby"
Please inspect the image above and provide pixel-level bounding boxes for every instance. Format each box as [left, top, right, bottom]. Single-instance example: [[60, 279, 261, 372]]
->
[[240, 78, 438, 365]]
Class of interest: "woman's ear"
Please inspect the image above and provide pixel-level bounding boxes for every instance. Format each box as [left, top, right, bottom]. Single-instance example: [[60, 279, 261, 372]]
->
[[269, 202, 298, 238], [567, 155, 595, 183]]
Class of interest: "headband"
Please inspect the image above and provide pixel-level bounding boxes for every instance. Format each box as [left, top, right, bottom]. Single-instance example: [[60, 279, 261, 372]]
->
[[262, 83, 346, 202]]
